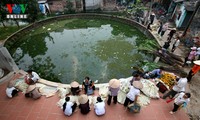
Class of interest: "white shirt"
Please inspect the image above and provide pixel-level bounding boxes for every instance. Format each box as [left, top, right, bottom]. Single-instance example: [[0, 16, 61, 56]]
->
[[173, 78, 188, 92], [6, 87, 16, 98], [64, 101, 74, 116], [126, 86, 140, 101], [31, 72, 40, 82], [174, 39, 180, 47], [94, 102, 105, 116], [174, 93, 190, 105]]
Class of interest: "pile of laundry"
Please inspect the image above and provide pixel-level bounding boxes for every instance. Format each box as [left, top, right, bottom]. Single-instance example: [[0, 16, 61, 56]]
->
[[14, 78, 58, 97], [117, 77, 160, 107], [13, 75, 160, 108]]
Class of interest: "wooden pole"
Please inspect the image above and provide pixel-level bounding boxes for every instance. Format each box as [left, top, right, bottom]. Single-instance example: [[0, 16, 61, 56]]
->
[[83, 0, 86, 13]]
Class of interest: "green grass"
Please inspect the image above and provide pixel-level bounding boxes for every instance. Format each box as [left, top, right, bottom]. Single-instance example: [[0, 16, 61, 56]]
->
[[0, 26, 23, 41]]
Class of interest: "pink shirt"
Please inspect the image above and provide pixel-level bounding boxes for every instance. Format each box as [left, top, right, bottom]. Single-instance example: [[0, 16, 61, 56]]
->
[[188, 50, 196, 60]]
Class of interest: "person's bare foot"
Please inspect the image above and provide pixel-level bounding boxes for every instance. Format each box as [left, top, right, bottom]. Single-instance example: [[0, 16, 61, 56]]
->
[[74, 109, 78, 113], [169, 111, 174, 114], [124, 107, 128, 111]]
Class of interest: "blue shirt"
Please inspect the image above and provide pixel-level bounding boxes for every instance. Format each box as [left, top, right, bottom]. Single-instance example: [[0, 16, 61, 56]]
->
[[151, 69, 161, 78]]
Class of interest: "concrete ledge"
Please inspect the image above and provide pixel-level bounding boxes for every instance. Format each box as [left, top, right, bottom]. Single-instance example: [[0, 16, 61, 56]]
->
[[38, 78, 108, 90], [0, 71, 15, 84]]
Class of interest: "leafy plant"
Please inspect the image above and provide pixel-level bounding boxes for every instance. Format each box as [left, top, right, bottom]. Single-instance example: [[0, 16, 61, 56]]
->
[[64, 0, 75, 14], [137, 39, 160, 52], [125, 1, 148, 18], [141, 61, 159, 72]]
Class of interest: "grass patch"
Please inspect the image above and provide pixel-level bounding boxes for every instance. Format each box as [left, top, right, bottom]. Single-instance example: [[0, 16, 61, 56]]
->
[[0, 26, 23, 40]]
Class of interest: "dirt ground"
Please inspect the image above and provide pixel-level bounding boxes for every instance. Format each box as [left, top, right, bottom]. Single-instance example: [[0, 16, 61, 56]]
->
[[165, 42, 200, 120], [171, 42, 200, 120], [153, 26, 200, 120], [186, 74, 200, 120]]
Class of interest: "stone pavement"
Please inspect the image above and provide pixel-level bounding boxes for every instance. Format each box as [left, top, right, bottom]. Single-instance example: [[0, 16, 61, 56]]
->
[[0, 72, 190, 120]]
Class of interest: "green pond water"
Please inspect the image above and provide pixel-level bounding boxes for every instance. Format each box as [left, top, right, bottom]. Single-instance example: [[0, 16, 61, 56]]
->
[[5, 18, 157, 83]]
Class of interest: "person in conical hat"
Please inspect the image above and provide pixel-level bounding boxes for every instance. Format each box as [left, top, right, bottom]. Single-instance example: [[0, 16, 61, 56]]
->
[[25, 84, 41, 99], [79, 94, 90, 114], [107, 79, 120, 105], [109, 79, 120, 88], [26, 84, 36, 93], [132, 81, 143, 89], [182, 47, 197, 67], [79, 94, 88, 104], [123, 81, 142, 107], [70, 81, 80, 95], [187, 60, 200, 82]]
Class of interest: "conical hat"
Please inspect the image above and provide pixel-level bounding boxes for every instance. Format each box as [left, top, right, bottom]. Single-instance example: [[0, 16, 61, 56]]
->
[[191, 47, 197, 50], [7, 81, 15, 88], [109, 79, 120, 88], [172, 28, 176, 30], [70, 81, 79, 87], [26, 84, 36, 93], [79, 94, 88, 104], [132, 81, 143, 89], [193, 60, 200, 65]]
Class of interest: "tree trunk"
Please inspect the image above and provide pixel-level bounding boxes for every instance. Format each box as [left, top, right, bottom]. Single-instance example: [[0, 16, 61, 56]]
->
[[161, 65, 187, 75], [82, 0, 86, 13], [153, 51, 183, 66], [166, 51, 183, 62], [1, 21, 6, 27], [14, 20, 19, 28]]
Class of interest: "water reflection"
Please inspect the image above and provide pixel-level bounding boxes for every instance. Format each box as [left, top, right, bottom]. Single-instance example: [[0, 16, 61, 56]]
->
[[6, 19, 155, 83]]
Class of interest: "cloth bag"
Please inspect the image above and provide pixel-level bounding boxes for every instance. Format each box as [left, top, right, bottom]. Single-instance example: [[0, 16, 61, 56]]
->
[[156, 82, 168, 93], [128, 103, 141, 113]]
